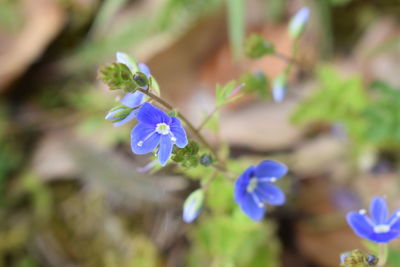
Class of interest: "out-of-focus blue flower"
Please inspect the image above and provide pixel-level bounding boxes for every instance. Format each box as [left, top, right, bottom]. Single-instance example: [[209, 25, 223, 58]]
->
[[272, 74, 287, 103], [234, 160, 288, 221], [105, 52, 151, 126], [183, 189, 204, 223], [288, 7, 310, 39], [347, 196, 400, 243], [131, 103, 188, 166]]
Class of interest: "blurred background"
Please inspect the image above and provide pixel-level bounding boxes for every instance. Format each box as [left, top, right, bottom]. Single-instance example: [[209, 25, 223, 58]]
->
[[1, 0, 400, 266]]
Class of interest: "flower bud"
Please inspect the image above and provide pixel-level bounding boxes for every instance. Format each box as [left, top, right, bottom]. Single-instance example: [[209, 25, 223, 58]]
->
[[98, 63, 136, 91], [272, 74, 287, 103], [288, 7, 310, 39], [244, 34, 275, 59], [183, 189, 204, 223], [133, 72, 149, 89], [105, 105, 133, 122], [199, 154, 213, 166]]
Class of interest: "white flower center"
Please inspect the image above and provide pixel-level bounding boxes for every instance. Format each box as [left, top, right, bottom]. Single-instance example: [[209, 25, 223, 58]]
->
[[155, 123, 170, 135], [373, 224, 390, 234], [246, 178, 258, 193]]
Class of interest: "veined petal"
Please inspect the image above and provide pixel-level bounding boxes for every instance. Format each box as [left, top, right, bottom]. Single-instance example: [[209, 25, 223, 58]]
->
[[113, 110, 137, 127], [234, 166, 255, 203], [239, 194, 266, 221], [121, 92, 146, 108], [255, 183, 285, 206], [346, 212, 374, 240], [170, 117, 188, 148], [254, 160, 288, 179], [138, 63, 151, 78], [136, 103, 171, 125], [158, 135, 173, 166], [370, 197, 388, 224], [131, 123, 160, 154]]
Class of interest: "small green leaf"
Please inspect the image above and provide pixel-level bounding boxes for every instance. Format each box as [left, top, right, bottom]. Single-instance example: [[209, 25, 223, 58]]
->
[[244, 34, 275, 59]]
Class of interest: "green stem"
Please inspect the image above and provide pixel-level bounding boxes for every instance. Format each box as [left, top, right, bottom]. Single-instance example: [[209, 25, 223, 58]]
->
[[378, 243, 388, 267], [137, 88, 219, 160], [284, 39, 299, 77]]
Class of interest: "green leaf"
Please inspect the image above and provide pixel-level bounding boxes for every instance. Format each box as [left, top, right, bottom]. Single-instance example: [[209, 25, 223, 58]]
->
[[240, 71, 269, 98], [244, 34, 275, 59]]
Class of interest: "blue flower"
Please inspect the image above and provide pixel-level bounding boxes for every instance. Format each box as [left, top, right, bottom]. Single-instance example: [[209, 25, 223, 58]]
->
[[131, 103, 188, 166], [346, 196, 400, 243], [288, 7, 310, 39], [234, 160, 288, 221], [105, 53, 151, 126]]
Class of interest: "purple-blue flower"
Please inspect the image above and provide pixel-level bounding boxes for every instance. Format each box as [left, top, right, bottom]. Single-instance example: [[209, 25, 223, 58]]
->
[[131, 103, 188, 166], [234, 160, 288, 221], [105, 52, 151, 126], [347, 196, 400, 243]]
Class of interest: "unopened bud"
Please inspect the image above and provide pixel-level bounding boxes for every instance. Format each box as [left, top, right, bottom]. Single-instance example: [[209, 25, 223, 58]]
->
[[183, 189, 204, 223], [288, 7, 310, 39], [105, 105, 133, 122], [199, 154, 213, 166], [272, 74, 287, 103]]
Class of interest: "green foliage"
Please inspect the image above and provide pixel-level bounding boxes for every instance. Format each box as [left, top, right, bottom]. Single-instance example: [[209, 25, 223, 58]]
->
[[244, 34, 275, 59], [172, 140, 200, 168], [156, 0, 223, 31], [362, 82, 400, 147], [216, 81, 241, 107], [240, 71, 269, 98], [292, 65, 367, 145], [187, 210, 280, 267], [98, 63, 135, 91]]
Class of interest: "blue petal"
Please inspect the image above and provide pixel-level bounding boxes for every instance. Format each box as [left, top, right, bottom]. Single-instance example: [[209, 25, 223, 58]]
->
[[170, 117, 188, 148], [121, 92, 146, 108], [370, 197, 388, 224], [113, 110, 137, 127], [346, 212, 374, 240], [234, 166, 255, 203], [116, 52, 137, 73], [158, 135, 173, 166], [387, 209, 400, 225], [138, 63, 151, 78], [367, 232, 400, 243], [136, 103, 171, 125], [255, 183, 285, 206], [239, 194, 266, 221], [131, 123, 160, 154], [254, 160, 288, 179]]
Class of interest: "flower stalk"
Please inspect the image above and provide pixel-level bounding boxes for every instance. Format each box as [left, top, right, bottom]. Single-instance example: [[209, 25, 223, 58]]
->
[[378, 243, 388, 267]]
